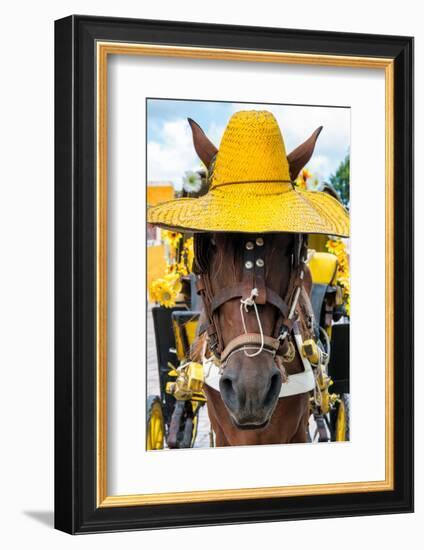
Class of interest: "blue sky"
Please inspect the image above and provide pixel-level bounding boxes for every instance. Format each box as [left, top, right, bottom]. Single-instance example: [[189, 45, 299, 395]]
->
[[147, 99, 350, 189]]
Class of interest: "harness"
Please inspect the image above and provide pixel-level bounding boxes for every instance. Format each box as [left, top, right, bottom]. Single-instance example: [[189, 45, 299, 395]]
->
[[194, 233, 316, 398]]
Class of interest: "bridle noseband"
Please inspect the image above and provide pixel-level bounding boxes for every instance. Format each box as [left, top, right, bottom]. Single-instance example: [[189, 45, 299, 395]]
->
[[195, 233, 308, 369]]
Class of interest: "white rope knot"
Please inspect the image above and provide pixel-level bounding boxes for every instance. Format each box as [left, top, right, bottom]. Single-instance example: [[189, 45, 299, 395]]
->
[[239, 287, 264, 357], [240, 287, 259, 311]]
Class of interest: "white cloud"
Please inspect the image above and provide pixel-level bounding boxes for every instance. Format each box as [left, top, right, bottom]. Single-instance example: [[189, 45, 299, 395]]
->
[[306, 154, 331, 181], [226, 103, 350, 181], [147, 118, 203, 189], [206, 121, 226, 147], [225, 102, 349, 150], [148, 105, 350, 188], [268, 106, 350, 182]]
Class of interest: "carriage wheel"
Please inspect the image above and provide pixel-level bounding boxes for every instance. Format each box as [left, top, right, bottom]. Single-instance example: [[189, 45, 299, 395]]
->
[[146, 395, 165, 450], [335, 394, 350, 441]]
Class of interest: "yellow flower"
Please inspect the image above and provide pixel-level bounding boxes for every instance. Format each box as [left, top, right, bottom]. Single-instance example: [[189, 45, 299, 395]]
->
[[344, 295, 351, 317], [337, 275, 350, 290], [164, 240, 194, 279], [183, 237, 194, 273], [165, 238, 195, 277], [161, 230, 182, 249], [326, 239, 340, 254], [176, 262, 188, 276], [295, 176, 307, 190], [301, 168, 312, 181], [150, 234, 195, 307], [294, 168, 313, 190], [150, 274, 182, 308], [164, 271, 180, 282], [165, 262, 179, 275], [325, 238, 350, 316]]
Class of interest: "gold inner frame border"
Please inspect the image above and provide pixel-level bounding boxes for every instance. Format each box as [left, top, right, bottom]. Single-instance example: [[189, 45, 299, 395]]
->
[[96, 42, 394, 507]]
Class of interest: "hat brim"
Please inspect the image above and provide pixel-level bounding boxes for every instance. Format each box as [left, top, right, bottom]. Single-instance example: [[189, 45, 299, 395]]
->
[[147, 187, 349, 237]]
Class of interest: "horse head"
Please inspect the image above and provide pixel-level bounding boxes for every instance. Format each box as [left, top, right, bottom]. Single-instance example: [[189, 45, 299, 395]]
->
[[188, 117, 320, 430], [206, 233, 298, 429]]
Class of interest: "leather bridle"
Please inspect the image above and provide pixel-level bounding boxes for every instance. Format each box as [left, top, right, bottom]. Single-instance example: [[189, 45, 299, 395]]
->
[[194, 233, 309, 367]]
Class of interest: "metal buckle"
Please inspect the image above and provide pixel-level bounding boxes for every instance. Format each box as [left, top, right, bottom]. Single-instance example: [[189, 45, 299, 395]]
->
[[278, 326, 288, 341]]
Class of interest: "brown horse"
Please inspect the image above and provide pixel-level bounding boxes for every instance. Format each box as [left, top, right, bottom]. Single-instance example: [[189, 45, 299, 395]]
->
[[188, 119, 321, 446]]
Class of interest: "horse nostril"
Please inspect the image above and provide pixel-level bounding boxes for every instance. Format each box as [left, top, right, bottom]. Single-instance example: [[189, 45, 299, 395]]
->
[[221, 376, 233, 393], [264, 372, 282, 407], [220, 375, 238, 410]]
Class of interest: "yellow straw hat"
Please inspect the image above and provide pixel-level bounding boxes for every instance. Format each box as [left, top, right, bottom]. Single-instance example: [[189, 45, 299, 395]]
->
[[147, 110, 349, 237]]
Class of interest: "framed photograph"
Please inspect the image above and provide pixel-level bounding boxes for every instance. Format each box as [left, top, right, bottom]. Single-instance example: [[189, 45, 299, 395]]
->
[[54, 15, 413, 534]]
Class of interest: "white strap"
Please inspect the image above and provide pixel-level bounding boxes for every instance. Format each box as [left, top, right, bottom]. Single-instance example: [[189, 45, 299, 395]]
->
[[203, 333, 315, 398]]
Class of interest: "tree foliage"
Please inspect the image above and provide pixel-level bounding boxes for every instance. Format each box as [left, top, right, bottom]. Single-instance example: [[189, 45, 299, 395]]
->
[[329, 154, 350, 208]]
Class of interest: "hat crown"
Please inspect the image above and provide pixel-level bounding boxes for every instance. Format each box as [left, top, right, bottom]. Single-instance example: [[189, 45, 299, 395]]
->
[[212, 110, 291, 189], [147, 109, 350, 237]]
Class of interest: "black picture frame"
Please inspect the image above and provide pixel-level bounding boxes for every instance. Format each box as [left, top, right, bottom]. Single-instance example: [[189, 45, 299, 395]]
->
[[55, 15, 414, 534]]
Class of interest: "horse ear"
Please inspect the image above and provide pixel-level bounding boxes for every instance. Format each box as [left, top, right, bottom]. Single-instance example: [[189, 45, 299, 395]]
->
[[188, 118, 218, 169], [287, 126, 323, 181]]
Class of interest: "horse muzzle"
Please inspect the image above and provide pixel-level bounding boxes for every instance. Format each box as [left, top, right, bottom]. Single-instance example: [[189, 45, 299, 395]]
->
[[219, 358, 282, 430]]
